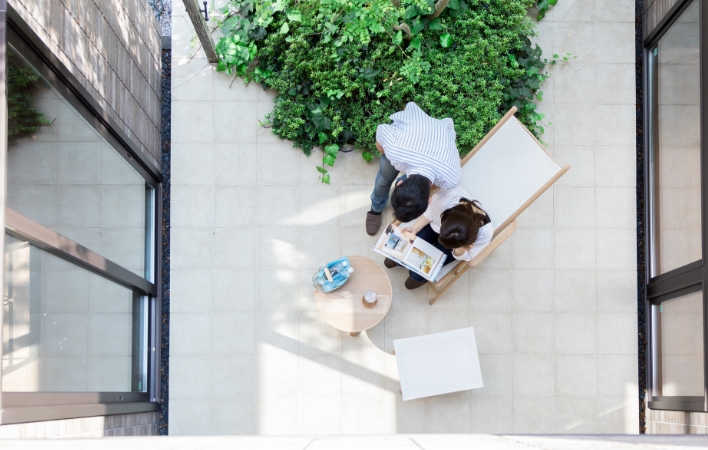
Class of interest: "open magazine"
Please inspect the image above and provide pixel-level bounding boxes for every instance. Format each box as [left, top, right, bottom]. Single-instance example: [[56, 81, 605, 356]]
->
[[373, 223, 447, 282]]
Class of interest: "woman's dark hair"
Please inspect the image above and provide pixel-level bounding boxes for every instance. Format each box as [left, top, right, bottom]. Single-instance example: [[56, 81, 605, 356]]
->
[[390, 174, 430, 222], [438, 198, 488, 249]]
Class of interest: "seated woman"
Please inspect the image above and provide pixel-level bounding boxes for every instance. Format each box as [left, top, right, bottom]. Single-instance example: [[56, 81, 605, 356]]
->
[[385, 187, 494, 290]]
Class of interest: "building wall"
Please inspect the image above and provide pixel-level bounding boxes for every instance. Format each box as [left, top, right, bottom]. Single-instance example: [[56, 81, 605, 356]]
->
[[647, 409, 708, 434], [8, 0, 162, 168], [0, 412, 158, 438], [644, 0, 682, 39]]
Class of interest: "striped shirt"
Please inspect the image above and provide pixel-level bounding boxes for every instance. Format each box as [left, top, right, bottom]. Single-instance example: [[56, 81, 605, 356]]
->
[[376, 102, 461, 190]]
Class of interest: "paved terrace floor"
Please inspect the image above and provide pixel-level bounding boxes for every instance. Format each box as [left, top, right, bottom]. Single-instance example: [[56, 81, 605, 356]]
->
[[169, 0, 639, 435]]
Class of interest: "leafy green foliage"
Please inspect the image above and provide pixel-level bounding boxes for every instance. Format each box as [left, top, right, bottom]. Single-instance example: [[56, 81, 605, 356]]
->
[[215, 0, 556, 182], [7, 52, 51, 142], [535, 0, 558, 20]]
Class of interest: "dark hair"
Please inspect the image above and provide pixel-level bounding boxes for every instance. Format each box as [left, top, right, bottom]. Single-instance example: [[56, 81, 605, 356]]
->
[[438, 198, 488, 249], [390, 175, 431, 223]]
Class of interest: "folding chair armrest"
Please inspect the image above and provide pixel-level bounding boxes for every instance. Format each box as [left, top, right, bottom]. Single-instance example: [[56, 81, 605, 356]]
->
[[468, 220, 517, 269]]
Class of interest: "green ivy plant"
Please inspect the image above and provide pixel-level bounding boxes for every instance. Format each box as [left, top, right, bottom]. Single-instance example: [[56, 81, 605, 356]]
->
[[7, 52, 52, 143], [535, 0, 558, 20], [214, 0, 559, 183]]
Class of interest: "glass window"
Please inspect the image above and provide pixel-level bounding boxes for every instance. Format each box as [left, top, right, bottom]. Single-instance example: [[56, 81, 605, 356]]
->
[[6, 47, 154, 280], [657, 289, 704, 396], [1, 234, 148, 392], [651, 0, 702, 275]]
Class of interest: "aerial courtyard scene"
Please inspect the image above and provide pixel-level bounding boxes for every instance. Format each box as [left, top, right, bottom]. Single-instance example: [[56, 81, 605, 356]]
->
[[0, 0, 706, 447]]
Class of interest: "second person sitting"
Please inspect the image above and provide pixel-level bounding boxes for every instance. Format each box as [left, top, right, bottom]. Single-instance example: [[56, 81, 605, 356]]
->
[[385, 187, 494, 290]]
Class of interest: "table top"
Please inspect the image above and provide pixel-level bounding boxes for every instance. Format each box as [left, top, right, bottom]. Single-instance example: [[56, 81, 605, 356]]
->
[[314, 256, 393, 333]]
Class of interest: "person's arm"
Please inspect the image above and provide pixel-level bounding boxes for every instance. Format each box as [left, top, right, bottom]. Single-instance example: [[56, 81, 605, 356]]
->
[[401, 216, 431, 238], [376, 141, 385, 155]]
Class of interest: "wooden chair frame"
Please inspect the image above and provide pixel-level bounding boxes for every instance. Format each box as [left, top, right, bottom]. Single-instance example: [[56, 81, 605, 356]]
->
[[426, 107, 570, 305]]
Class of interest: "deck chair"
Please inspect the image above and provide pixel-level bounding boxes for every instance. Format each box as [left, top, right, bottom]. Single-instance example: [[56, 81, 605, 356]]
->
[[426, 107, 570, 305]]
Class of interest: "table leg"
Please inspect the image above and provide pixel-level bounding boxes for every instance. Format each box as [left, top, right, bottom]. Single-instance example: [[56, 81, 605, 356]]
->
[[350, 332, 361, 337]]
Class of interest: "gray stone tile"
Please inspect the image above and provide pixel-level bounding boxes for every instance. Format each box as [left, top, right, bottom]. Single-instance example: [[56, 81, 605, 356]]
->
[[597, 354, 638, 396], [471, 354, 512, 397], [257, 186, 300, 227], [594, 0, 635, 21], [554, 146, 594, 187], [299, 228, 342, 273], [212, 227, 258, 270], [553, 63, 595, 104], [427, 393, 471, 433], [470, 397, 513, 433], [171, 58, 214, 102], [512, 228, 554, 269], [257, 142, 300, 185], [214, 185, 257, 227], [513, 355, 555, 396], [213, 312, 257, 355], [299, 186, 343, 228], [171, 143, 214, 185], [169, 355, 212, 398], [595, 64, 636, 104], [596, 269, 636, 312], [470, 312, 513, 354], [555, 355, 597, 396], [554, 187, 595, 227], [555, 270, 596, 312], [512, 270, 555, 312], [257, 270, 300, 312], [470, 269, 512, 312], [555, 312, 597, 354], [168, 398, 212, 435], [101, 185, 145, 227], [172, 101, 213, 143], [513, 397, 555, 433], [595, 146, 636, 187], [596, 187, 636, 228], [553, 22, 594, 62], [594, 22, 635, 63], [299, 398, 342, 435], [555, 228, 595, 270], [513, 312, 554, 354], [596, 229, 636, 269], [595, 105, 636, 146], [517, 187, 555, 228], [214, 101, 258, 144], [214, 144, 258, 185], [555, 396, 597, 433], [257, 227, 299, 270], [213, 270, 257, 312], [597, 312, 637, 354], [170, 313, 213, 356], [212, 398, 257, 434], [212, 356, 257, 399], [553, 103, 594, 146], [170, 228, 214, 270], [170, 270, 213, 313]]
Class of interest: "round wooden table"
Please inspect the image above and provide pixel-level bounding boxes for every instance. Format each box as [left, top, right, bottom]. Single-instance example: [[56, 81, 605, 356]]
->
[[314, 256, 393, 336]]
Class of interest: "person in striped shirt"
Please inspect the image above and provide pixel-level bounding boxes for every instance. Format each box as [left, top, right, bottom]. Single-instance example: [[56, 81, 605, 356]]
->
[[366, 102, 462, 235]]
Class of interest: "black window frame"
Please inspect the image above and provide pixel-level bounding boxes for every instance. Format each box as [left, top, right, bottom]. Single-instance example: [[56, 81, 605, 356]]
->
[[0, 2, 163, 424], [644, 0, 708, 412]]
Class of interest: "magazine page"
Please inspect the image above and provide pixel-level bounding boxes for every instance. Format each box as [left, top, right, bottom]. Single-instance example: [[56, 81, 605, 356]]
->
[[403, 238, 445, 279], [375, 223, 412, 260]]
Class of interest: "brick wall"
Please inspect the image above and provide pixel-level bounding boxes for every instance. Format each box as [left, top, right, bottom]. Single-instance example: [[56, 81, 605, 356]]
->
[[9, 0, 162, 168], [647, 409, 708, 434], [0, 412, 159, 439]]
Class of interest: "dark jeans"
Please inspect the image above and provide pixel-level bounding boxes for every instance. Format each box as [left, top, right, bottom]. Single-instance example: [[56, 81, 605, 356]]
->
[[370, 154, 399, 213], [409, 224, 456, 282]]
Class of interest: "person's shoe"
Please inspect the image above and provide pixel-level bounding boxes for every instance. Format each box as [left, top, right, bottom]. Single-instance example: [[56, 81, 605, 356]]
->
[[366, 212, 382, 235], [384, 258, 400, 269], [404, 277, 427, 290]]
